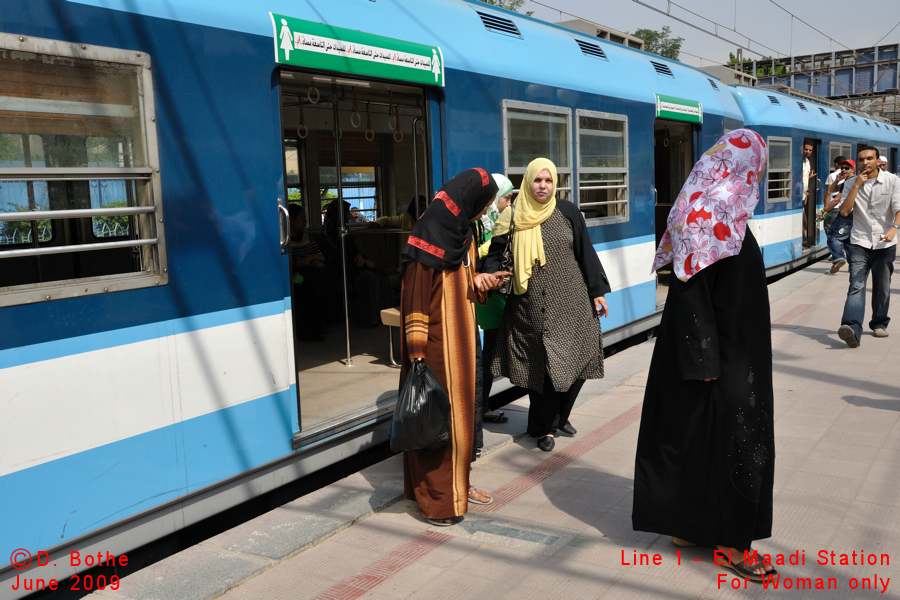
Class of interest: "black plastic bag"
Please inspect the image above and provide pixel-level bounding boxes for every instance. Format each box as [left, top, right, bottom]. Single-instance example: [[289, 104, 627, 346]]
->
[[390, 360, 451, 452]]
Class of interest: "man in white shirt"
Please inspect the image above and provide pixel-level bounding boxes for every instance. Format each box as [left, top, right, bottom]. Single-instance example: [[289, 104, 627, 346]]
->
[[802, 141, 816, 246], [837, 146, 900, 347]]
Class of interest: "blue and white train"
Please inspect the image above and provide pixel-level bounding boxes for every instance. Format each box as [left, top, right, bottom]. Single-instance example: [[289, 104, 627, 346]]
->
[[2, 0, 899, 595]]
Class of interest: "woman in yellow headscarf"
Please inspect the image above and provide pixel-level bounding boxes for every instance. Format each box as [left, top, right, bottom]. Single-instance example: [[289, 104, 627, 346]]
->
[[485, 158, 611, 452]]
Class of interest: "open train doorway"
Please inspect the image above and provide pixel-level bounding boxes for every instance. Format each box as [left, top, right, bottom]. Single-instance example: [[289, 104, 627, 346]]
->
[[653, 120, 695, 306], [802, 139, 820, 249], [279, 72, 431, 437]]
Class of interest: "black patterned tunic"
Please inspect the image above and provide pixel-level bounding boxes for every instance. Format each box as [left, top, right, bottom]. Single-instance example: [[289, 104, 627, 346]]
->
[[489, 207, 604, 393]]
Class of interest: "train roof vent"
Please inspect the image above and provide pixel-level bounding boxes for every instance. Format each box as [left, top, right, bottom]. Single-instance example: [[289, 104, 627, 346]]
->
[[650, 61, 674, 78], [796, 102, 807, 111], [836, 113, 844, 119], [819, 107, 828, 116], [575, 39, 608, 61], [850, 116, 858, 122], [864, 119, 870, 125], [707, 78, 720, 91], [476, 11, 522, 39], [767, 95, 781, 106]]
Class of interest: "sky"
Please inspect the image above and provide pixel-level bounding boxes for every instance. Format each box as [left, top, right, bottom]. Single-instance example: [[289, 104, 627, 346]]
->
[[517, 0, 900, 68]]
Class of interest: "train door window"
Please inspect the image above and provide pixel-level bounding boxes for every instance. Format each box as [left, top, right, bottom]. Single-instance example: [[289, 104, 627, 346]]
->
[[653, 120, 694, 246], [502, 100, 572, 200], [575, 110, 628, 224], [766, 137, 792, 203], [280, 71, 429, 434], [0, 37, 166, 305]]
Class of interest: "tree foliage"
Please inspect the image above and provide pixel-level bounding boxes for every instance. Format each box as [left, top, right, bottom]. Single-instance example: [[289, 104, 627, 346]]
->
[[478, 0, 534, 17], [631, 26, 683, 61], [727, 53, 791, 77]]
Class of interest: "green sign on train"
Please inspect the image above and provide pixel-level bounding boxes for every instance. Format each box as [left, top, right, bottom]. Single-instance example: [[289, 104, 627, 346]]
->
[[270, 13, 445, 87], [655, 94, 703, 124]]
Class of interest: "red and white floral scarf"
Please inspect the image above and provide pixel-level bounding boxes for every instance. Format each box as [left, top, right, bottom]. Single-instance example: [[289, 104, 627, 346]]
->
[[651, 128, 768, 282]]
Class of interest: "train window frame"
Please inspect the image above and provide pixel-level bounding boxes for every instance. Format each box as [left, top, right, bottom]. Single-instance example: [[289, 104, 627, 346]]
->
[[765, 136, 792, 204], [502, 100, 573, 201], [574, 109, 628, 225], [828, 142, 852, 171], [0, 35, 166, 306]]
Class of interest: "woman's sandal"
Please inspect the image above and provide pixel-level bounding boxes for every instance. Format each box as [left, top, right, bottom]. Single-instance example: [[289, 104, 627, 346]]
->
[[720, 551, 778, 582], [468, 486, 493, 505], [482, 411, 508, 424], [425, 515, 464, 527]]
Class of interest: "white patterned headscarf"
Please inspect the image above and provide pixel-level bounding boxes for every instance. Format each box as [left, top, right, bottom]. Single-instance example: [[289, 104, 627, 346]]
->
[[651, 128, 768, 282]]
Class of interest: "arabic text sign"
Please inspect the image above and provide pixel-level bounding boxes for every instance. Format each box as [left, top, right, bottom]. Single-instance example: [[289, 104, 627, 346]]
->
[[271, 13, 444, 87], [655, 94, 703, 124]]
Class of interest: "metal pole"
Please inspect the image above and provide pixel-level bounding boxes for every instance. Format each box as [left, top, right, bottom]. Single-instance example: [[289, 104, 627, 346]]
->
[[412, 116, 422, 218], [332, 83, 353, 367]]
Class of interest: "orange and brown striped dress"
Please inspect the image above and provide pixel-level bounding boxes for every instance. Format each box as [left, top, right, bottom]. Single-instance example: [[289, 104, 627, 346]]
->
[[399, 244, 483, 520]]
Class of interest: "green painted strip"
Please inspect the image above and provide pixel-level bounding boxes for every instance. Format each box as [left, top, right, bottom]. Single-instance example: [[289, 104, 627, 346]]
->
[[655, 93, 702, 124], [270, 13, 444, 87]]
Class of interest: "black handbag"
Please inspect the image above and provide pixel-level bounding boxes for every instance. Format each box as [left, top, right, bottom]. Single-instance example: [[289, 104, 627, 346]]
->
[[496, 204, 516, 296], [390, 360, 451, 452]]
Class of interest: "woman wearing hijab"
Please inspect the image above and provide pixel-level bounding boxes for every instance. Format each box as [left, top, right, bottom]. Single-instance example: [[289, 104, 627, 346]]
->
[[400, 168, 510, 525], [485, 159, 610, 452], [472, 174, 515, 459], [632, 129, 777, 581]]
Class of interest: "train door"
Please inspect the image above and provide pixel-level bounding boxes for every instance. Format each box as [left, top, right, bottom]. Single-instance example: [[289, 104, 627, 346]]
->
[[802, 139, 820, 248], [653, 120, 694, 302], [653, 121, 695, 245], [892, 148, 898, 175], [279, 72, 431, 436]]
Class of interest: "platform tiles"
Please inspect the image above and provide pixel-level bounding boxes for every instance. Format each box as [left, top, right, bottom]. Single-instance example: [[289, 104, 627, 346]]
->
[[89, 255, 900, 600]]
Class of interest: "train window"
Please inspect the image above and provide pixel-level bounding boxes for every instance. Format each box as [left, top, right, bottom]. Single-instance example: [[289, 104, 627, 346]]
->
[[502, 100, 572, 201], [0, 36, 165, 305], [876, 146, 888, 162], [575, 110, 628, 224], [766, 137, 792, 203], [829, 143, 852, 169]]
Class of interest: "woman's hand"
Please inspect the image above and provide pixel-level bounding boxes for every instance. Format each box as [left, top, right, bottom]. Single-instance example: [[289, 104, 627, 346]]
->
[[474, 271, 513, 292], [594, 296, 608, 318]]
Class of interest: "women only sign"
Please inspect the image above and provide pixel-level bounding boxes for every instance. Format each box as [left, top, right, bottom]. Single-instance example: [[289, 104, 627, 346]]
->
[[621, 548, 891, 593], [271, 13, 444, 87]]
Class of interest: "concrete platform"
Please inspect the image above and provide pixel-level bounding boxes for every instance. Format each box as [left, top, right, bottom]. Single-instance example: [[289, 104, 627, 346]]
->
[[91, 257, 900, 600]]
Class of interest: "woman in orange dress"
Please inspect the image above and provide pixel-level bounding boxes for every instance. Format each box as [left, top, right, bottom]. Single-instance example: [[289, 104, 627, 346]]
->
[[399, 168, 509, 525]]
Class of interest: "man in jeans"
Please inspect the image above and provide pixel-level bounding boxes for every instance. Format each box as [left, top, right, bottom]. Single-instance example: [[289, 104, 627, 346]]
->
[[837, 146, 900, 347], [822, 156, 848, 272]]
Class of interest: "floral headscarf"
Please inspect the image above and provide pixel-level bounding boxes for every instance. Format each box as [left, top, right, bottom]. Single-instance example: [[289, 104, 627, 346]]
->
[[651, 129, 767, 282]]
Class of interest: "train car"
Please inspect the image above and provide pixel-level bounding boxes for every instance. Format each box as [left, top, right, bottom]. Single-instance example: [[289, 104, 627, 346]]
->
[[730, 85, 900, 272], [3, 0, 899, 595]]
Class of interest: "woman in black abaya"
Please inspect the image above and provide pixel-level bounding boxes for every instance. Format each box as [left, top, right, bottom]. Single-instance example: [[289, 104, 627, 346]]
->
[[632, 129, 777, 581]]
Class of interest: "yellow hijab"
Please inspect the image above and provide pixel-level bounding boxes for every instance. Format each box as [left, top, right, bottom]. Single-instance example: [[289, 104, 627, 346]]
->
[[493, 158, 557, 294]]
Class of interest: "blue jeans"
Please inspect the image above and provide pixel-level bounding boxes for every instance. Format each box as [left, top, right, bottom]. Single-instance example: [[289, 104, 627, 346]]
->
[[841, 243, 896, 341], [824, 211, 844, 262]]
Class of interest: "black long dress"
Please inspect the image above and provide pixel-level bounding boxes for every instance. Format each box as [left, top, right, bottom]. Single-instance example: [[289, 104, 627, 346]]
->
[[632, 229, 774, 552]]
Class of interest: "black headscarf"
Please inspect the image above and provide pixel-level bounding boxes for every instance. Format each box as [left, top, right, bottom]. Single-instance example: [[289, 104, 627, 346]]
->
[[402, 168, 498, 271]]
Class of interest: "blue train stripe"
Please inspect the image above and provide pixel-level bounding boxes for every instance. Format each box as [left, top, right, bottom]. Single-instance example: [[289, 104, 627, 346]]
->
[[0, 299, 288, 370], [1, 385, 295, 558]]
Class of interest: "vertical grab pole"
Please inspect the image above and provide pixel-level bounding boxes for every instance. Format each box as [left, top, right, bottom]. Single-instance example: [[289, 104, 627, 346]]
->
[[412, 116, 423, 219], [332, 84, 353, 367]]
